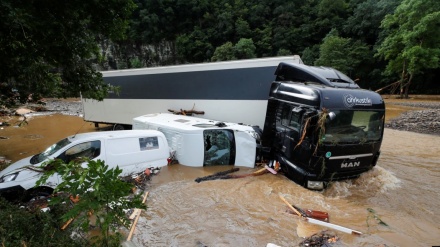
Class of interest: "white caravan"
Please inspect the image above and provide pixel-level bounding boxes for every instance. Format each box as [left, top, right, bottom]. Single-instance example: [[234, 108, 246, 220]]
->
[[82, 56, 303, 130], [133, 113, 259, 168], [0, 130, 170, 200]]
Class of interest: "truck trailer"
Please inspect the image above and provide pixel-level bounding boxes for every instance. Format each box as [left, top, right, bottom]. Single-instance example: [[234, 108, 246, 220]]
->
[[82, 56, 303, 130]]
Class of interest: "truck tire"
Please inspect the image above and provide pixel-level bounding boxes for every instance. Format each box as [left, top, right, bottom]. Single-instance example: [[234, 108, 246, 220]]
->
[[113, 124, 132, 131]]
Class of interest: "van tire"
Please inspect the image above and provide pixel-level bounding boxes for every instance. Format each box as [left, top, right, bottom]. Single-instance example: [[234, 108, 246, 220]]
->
[[25, 187, 54, 202]]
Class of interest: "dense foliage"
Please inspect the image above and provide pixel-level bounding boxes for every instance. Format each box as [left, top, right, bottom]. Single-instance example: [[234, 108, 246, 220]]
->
[[1, 0, 438, 102], [0, 0, 135, 102], [36, 159, 146, 246], [0, 197, 85, 246]]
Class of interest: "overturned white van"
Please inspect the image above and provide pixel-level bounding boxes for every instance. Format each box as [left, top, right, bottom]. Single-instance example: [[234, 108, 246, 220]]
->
[[0, 130, 170, 201], [132, 113, 260, 168]]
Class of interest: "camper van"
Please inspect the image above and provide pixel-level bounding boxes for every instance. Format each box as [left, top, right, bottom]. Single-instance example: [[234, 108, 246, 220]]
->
[[132, 113, 259, 168], [0, 130, 170, 201]]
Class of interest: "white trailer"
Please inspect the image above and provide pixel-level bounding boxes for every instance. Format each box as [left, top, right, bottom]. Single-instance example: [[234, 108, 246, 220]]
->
[[82, 56, 303, 130], [132, 113, 259, 168]]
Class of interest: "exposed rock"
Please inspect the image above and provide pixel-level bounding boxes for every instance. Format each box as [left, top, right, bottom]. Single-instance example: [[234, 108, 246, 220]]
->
[[386, 102, 440, 136]]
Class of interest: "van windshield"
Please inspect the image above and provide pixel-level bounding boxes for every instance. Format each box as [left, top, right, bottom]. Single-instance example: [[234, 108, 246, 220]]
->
[[323, 110, 384, 144], [30, 138, 72, 164]]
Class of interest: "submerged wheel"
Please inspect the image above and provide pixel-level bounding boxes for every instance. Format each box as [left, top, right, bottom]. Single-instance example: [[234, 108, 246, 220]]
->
[[24, 187, 54, 202], [113, 124, 132, 131]]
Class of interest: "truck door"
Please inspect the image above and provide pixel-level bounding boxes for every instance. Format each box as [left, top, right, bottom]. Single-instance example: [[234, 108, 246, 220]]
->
[[279, 106, 304, 160]]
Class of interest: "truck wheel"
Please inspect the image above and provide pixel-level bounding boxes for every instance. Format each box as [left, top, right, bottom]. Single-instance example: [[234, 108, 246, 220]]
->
[[113, 124, 126, 131]]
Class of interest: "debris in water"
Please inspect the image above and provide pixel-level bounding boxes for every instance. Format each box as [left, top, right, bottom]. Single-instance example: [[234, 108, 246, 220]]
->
[[194, 167, 271, 183], [367, 208, 389, 227], [120, 167, 161, 191], [194, 168, 240, 183], [299, 230, 339, 247]]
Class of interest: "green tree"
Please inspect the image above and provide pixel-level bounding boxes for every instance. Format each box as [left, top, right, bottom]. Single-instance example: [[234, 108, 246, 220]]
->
[[0, 0, 135, 103], [315, 30, 370, 78], [234, 38, 256, 59], [344, 0, 402, 45], [376, 0, 440, 98], [211, 42, 236, 61]]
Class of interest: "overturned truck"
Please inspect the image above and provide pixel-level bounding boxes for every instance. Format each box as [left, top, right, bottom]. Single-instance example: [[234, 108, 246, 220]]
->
[[261, 63, 385, 189]]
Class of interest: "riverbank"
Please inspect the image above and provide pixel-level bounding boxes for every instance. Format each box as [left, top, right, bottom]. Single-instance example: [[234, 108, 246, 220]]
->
[[3, 97, 439, 135], [384, 100, 440, 136]]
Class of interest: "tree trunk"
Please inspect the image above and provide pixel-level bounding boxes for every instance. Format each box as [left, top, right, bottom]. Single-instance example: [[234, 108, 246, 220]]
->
[[404, 73, 413, 99], [399, 61, 406, 99]]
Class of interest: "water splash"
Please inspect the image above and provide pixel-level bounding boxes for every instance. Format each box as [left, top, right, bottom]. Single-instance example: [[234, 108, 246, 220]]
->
[[325, 166, 401, 198]]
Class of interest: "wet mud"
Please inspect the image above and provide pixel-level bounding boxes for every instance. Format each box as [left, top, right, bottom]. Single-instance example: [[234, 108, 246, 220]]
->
[[1, 98, 440, 246]]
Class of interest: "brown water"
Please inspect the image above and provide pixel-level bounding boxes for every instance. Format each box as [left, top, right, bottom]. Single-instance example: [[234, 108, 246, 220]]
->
[[1, 102, 439, 247]]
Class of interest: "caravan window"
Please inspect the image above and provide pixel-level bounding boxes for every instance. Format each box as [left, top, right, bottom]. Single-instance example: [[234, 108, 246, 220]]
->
[[203, 130, 235, 166]]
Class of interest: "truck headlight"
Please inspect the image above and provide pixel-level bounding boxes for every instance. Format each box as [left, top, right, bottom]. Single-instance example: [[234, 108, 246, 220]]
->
[[307, 180, 324, 190], [0, 172, 19, 183]]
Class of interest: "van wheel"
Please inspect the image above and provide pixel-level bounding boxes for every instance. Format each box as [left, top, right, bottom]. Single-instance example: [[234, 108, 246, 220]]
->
[[25, 187, 54, 202]]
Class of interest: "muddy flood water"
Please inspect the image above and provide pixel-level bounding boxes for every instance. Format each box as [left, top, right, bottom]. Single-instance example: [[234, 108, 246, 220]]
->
[[0, 101, 439, 247]]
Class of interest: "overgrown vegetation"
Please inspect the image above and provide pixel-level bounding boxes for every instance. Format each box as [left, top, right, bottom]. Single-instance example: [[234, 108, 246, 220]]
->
[[34, 158, 146, 246], [0, 196, 85, 246], [1, 0, 438, 107]]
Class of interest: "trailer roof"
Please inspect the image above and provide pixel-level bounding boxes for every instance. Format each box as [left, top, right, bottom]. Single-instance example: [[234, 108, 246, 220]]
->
[[102, 56, 303, 77]]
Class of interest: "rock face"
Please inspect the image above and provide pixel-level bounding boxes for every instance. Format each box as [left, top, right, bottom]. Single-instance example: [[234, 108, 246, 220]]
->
[[385, 102, 440, 136]]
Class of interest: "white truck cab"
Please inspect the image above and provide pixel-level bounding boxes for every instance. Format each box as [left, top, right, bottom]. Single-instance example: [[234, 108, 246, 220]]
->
[[0, 130, 170, 201]]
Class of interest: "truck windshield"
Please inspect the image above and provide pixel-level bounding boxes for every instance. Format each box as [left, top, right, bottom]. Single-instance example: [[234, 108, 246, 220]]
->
[[30, 138, 72, 164], [324, 110, 384, 144]]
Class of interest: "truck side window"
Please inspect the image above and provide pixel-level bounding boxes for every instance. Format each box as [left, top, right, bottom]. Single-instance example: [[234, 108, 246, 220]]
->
[[58, 140, 101, 163], [281, 105, 291, 126], [280, 105, 302, 131], [289, 111, 301, 130]]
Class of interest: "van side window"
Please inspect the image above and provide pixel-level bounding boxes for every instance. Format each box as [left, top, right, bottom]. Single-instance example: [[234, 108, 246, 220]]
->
[[139, 137, 159, 151], [58, 140, 101, 163]]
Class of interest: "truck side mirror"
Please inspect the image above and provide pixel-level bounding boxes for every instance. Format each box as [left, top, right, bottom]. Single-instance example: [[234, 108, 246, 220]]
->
[[328, 112, 336, 121]]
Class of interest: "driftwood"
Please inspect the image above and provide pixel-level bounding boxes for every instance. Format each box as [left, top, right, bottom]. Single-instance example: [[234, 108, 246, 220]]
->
[[168, 109, 205, 115], [127, 191, 149, 241], [194, 167, 270, 183], [375, 81, 400, 93]]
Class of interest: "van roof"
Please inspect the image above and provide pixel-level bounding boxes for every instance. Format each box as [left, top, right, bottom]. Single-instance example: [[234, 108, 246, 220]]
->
[[67, 130, 164, 142], [133, 113, 255, 133]]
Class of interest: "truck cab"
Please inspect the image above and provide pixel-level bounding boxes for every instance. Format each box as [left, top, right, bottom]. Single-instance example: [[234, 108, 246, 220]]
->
[[262, 63, 385, 190]]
